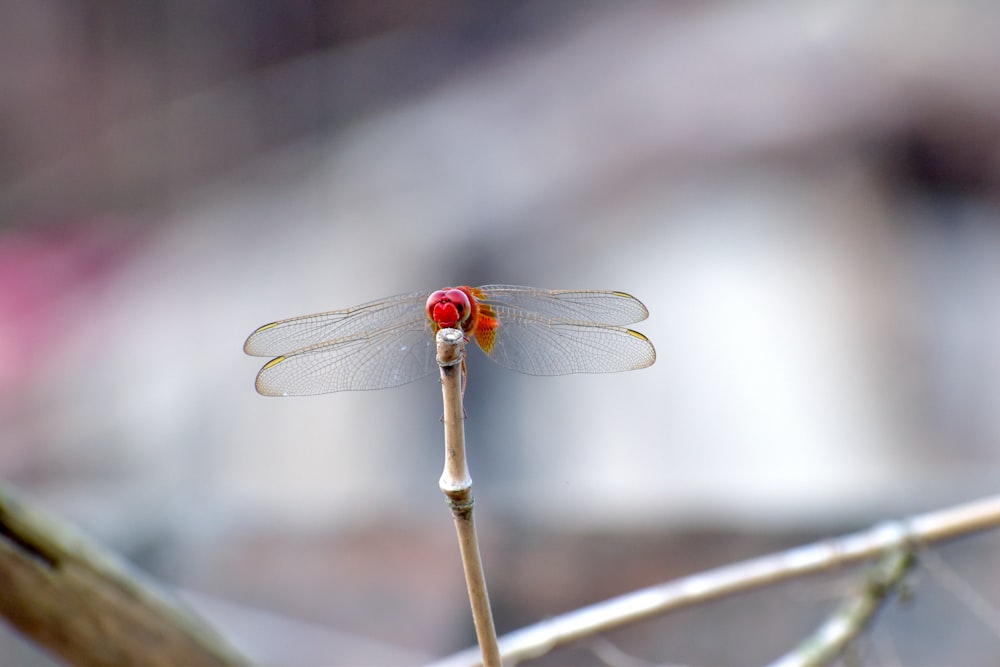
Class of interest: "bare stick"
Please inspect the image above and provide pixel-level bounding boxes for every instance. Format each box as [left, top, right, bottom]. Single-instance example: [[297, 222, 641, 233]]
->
[[0, 483, 249, 667], [428, 493, 1000, 667], [436, 328, 501, 667], [768, 548, 914, 667]]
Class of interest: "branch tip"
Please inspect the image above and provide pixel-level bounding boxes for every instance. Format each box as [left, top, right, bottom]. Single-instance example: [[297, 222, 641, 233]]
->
[[436, 328, 465, 367]]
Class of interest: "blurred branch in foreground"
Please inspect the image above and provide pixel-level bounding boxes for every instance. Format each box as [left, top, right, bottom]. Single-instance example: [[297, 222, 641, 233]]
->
[[0, 483, 249, 667], [769, 548, 913, 667], [430, 494, 1000, 667]]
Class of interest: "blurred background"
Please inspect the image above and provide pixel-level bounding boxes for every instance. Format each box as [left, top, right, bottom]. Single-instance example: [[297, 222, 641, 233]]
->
[[2, 1, 1000, 665]]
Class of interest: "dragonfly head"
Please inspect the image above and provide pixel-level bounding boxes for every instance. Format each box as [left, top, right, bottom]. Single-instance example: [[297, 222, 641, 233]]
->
[[426, 288, 472, 329]]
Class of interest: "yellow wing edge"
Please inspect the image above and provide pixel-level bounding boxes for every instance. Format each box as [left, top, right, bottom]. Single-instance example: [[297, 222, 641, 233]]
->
[[243, 321, 282, 355], [626, 328, 656, 369]]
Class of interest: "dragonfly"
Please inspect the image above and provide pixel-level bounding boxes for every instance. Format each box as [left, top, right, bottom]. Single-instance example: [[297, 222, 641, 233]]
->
[[244, 285, 655, 396]]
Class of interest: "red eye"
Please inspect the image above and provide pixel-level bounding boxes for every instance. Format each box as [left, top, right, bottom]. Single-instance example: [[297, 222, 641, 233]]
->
[[444, 289, 470, 314], [426, 288, 471, 328]]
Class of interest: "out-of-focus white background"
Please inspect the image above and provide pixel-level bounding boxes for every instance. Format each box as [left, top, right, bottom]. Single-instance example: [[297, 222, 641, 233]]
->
[[2, 1, 1000, 665]]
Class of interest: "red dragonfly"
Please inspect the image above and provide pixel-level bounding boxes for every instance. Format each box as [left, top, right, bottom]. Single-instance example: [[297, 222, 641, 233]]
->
[[244, 285, 655, 396]]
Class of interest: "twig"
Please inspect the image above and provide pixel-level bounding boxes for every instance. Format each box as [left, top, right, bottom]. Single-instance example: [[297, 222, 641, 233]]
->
[[436, 328, 501, 667], [0, 484, 250, 667], [767, 548, 914, 667], [428, 493, 1000, 667]]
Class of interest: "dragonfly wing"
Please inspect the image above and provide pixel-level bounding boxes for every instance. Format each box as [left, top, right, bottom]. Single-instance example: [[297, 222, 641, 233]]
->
[[477, 312, 656, 376], [254, 321, 438, 395], [476, 285, 649, 326], [244, 291, 429, 357]]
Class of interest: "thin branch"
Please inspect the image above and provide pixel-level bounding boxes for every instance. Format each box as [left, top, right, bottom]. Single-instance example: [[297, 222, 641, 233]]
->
[[437, 328, 501, 667], [0, 484, 250, 667], [427, 494, 1000, 667], [768, 548, 914, 667]]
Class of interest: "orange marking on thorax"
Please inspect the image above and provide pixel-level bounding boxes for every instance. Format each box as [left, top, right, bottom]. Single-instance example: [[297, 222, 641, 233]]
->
[[458, 286, 498, 354]]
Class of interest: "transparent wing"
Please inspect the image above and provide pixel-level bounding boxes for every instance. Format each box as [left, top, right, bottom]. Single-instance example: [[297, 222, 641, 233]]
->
[[244, 291, 429, 357], [478, 310, 656, 376], [475, 285, 648, 326], [254, 320, 438, 395]]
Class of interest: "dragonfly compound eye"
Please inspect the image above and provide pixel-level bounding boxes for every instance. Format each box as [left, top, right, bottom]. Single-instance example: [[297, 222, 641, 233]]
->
[[426, 288, 471, 328]]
